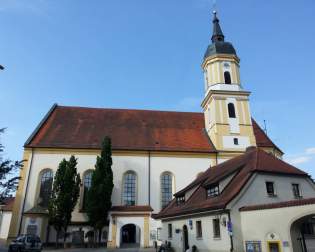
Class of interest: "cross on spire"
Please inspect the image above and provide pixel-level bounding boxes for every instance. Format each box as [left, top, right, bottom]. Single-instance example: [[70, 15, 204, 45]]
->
[[211, 11, 225, 43]]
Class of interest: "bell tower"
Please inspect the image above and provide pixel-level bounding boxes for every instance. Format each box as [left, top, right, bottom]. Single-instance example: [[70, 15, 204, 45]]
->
[[202, 11, 256, 152]]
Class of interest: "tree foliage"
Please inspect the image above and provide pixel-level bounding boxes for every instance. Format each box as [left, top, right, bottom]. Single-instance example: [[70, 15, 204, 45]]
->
[[86, 136, 114, 244], [48, 156, 81, 246], [0, 128, 22, 202]]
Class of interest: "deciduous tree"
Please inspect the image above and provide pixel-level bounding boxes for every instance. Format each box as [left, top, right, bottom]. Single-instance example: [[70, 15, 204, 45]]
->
[[0, 128, 22, 202]]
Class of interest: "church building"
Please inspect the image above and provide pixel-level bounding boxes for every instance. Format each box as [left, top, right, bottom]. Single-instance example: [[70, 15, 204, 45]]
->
[[7, 11, 314, 252]]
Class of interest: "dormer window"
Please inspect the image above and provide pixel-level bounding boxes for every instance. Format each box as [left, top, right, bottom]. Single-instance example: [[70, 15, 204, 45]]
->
[[176, 196, 185, 205], [207, 184, 220, 198]]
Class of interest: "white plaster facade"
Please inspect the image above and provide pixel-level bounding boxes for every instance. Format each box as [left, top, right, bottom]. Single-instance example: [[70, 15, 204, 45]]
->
[[0, 211, 12, 240], [240, 204, 315, 252], [16, 149, 213, 247]]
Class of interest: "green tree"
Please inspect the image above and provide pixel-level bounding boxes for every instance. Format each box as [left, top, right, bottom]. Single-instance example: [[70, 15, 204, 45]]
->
[[48, 156, 81, 247], [0, 128, 22, 202], [86, 136, 114, 246]]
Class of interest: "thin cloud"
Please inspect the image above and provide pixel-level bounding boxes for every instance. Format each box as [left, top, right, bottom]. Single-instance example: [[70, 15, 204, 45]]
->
[[287, 156, 311, 165], [286, 147, 315, 166], [0, 0, 50, 17], [306, 147, 315, 155]]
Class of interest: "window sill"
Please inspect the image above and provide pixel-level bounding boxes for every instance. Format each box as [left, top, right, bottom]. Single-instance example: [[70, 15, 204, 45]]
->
[[213, 237, 221, 240], [294, 196, 303, 199], [267, 194, 277, 198]]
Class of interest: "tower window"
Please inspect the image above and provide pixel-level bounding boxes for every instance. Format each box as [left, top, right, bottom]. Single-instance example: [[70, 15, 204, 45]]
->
[[228, 103, 236, 118], [224, 71, 231, 84], [233, 138, 239, 145]]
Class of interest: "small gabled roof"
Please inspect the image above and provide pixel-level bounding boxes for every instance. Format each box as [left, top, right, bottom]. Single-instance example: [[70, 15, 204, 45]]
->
[[24, 104, 281, 154], [155, 147, 308, 219]]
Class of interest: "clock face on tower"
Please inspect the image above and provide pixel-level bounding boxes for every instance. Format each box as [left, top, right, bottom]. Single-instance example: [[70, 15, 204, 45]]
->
[[223, 62, 230, 69]]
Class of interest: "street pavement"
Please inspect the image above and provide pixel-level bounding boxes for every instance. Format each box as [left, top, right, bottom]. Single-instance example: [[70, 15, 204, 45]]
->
[[43, 248, 156, 252]]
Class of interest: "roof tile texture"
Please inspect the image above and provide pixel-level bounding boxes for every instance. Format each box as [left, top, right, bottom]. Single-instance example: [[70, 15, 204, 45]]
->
[[26, 105, 279, 153], [156, 148, 308, 219]]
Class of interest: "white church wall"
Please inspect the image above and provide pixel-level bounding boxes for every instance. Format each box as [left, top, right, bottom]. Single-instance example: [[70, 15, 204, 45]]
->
[[22, 150, 214, 224], [149, 154, 212, 213]]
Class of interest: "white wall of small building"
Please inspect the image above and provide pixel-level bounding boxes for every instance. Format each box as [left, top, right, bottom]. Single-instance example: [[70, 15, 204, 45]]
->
[[240, 204, 315, 252], [0, 212, 12, 240], [227, 173, 315, 252], [161, 214, 231, 252]]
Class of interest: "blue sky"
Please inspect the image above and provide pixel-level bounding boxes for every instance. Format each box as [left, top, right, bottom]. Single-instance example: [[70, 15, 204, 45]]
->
[[0, 0, 314, 177]]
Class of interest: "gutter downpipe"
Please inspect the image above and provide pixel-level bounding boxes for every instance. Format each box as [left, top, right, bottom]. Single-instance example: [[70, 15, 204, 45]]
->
[[228, 210, 234, 252], [18, 148, 34, 235], [148, 151, 151, 206]]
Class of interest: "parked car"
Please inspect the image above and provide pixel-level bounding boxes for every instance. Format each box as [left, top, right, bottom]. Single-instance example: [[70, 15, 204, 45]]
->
[[8, 235, 42, 252]]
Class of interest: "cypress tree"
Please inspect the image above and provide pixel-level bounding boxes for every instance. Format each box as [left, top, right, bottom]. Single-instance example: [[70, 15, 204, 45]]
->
[[86, 136, 114, 245], [48, 156, 81, 247]]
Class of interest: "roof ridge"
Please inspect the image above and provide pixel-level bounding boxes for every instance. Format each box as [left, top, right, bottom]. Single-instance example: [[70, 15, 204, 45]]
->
[[57, 104, 203, 115]]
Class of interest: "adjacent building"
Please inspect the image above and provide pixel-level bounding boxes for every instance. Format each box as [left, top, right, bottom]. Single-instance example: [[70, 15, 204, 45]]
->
[[155, 147, 315, 252]]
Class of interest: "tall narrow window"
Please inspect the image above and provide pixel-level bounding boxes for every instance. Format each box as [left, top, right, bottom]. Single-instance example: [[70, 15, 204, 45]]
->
[[228, 103, 236, 118], [38, 170, 53, 208], [161, 172, 173, 208], [266, 181, 275, 196], [123, 171, 137, 206], [168, 224, 173, 238], [213, 219, 221, 238], [292, 184, 301, 198], [224, 71, 232, 84], [196, 221, 202, 238], [82, 171, 92, 210]]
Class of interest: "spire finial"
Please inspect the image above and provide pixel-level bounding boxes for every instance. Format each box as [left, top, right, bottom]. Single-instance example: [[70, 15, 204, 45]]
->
[[211, 11, 225, 43]]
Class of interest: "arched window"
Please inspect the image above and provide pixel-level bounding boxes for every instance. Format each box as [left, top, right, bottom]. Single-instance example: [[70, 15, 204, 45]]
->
[[161, 172, 173, 208], [224, 71, 231, 84], [38, 169, 53, 208], [228, 103, 236, 118], [82, 171, 93, 210], [123, 171, 137, 206]]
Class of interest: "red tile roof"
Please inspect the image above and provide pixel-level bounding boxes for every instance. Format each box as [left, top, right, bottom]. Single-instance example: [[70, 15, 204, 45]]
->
[[25, 104, 281, 153], [240, 198, 315, 212], [111, 205, 153, 212], [252, 119, 282, 153], [155, 147, 308, 219]]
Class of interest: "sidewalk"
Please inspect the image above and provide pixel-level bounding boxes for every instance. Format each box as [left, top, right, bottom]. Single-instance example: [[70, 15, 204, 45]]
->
[[43, 247, 156, 252]]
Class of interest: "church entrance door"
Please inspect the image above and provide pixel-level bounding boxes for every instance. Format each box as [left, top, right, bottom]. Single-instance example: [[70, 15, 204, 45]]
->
[[121, 224, 140, 248]]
